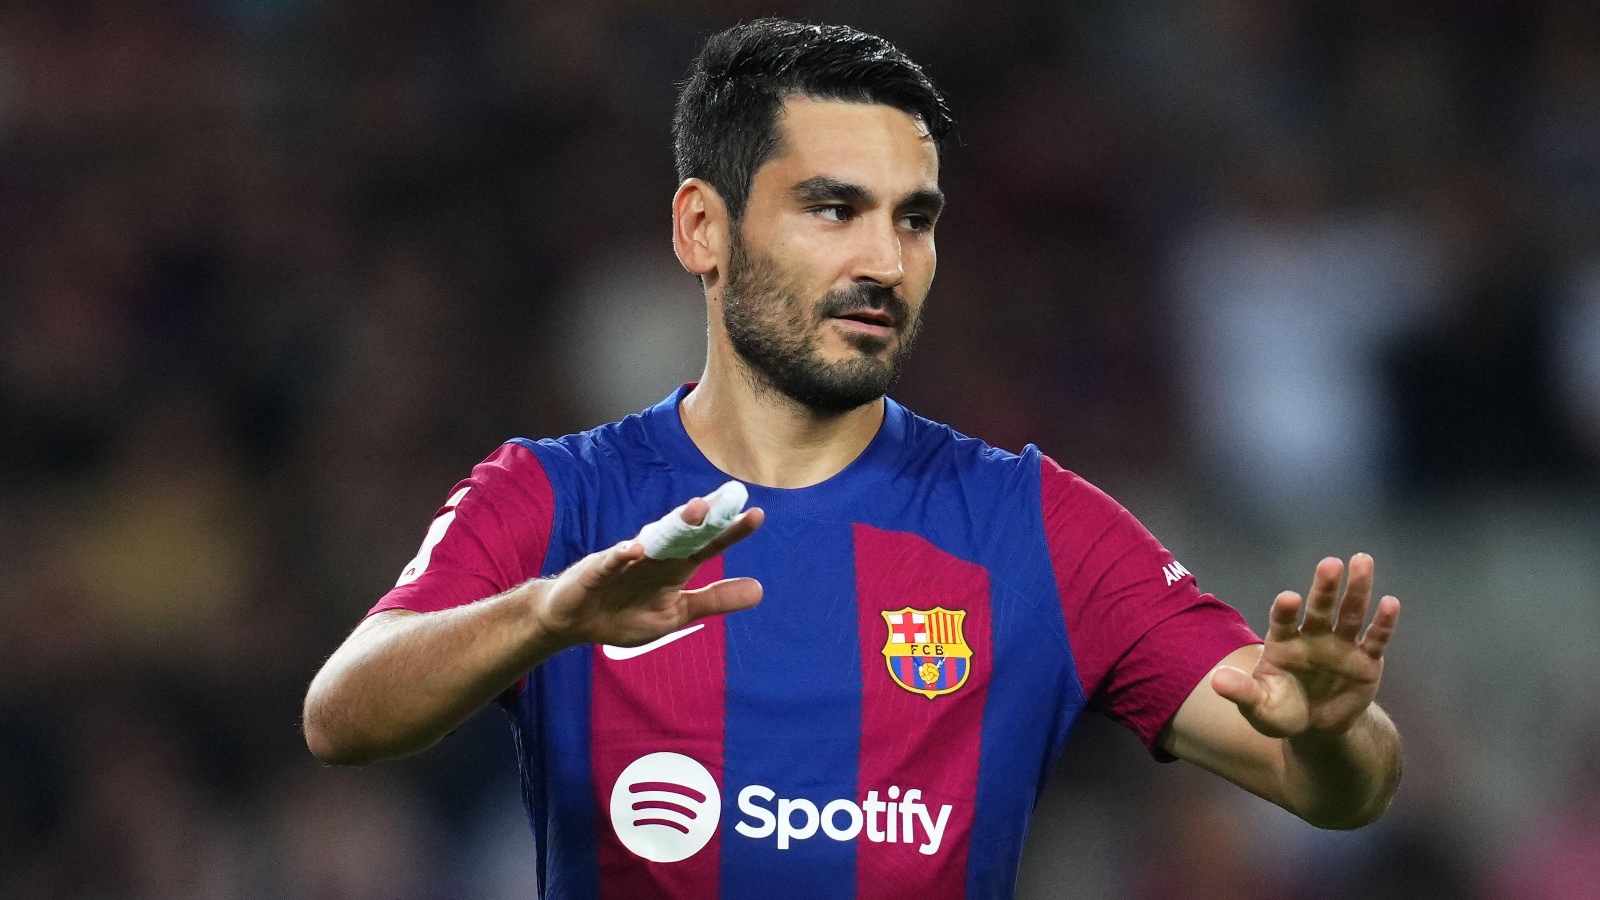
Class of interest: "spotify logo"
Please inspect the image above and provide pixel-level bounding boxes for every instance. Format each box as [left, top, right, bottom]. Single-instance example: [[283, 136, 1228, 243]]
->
[[609, 752, 722, 863]]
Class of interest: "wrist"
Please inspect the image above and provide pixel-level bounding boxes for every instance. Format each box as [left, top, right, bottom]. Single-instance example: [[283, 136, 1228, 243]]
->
[[1283, 706, 1401, 829], [514, 577, 582, 656]]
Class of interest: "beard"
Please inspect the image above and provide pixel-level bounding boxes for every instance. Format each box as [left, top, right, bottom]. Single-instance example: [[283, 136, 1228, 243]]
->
[[720, 231, 923, 416]]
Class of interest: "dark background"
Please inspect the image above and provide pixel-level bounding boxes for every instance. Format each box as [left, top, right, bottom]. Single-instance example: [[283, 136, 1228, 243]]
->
[[3, 0, 1599, 896]]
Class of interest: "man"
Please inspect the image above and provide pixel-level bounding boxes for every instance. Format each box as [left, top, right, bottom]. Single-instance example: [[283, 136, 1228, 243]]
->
[[304, 19, 1402, 899]]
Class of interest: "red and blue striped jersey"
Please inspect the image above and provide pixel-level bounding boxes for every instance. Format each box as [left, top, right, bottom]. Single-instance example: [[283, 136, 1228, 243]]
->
[[370, 385, 1259, 899]]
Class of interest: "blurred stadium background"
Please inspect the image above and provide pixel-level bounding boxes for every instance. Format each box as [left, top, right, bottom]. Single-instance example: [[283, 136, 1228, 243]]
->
[[3, 0, 1599, 897]]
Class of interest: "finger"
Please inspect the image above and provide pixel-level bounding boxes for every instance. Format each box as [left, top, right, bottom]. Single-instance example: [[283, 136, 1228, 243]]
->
[[682, 576, 763, 619], [1334, 552, 1375, 640], [634, 508, 765, 586], [685, 507, 766, 565], [604, 539, 645, 570], [1360, 595, 1401, 659], [679, 497, 710, 527], [1299, 557, 1344, 633], [1211, 664, 1263, 710], [1267, 591, 1302, 643], [581, 539, 647, 588]]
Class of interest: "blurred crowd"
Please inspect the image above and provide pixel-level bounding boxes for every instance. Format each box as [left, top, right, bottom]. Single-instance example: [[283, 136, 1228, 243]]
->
[[2, 0, 1599, 897]]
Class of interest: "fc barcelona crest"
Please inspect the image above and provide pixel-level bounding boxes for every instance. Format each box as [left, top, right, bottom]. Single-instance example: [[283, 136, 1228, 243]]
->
[[880, 607, 973, 699]]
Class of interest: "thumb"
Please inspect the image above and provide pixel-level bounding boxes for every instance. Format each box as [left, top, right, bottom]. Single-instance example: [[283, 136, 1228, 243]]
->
[[681, 577, 763, 620], [1211, 664, 1262, 710]]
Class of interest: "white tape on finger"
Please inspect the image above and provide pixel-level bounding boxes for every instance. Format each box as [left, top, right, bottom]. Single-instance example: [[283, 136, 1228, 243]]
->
[[638, 481, 750, 559]]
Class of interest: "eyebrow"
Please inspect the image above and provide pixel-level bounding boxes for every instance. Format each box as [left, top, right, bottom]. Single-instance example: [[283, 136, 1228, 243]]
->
[[790, 176, 946, 220]]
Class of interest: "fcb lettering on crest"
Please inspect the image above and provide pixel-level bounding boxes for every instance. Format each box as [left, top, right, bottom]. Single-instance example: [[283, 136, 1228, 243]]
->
[[880, 607, 973, 699]]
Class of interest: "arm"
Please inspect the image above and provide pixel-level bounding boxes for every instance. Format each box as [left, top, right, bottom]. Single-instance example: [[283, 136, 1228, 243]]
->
[[303, 497, 764, 766], [1159, 554, 1403, 829]]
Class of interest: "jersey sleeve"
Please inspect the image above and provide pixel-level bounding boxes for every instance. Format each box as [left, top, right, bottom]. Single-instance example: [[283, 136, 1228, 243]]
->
[[1040, 455, 1261, 759], [368, 441, 557, 617]]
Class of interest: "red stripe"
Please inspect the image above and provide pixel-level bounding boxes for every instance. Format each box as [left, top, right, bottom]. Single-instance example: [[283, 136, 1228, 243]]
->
[[369, 441, 555, 618], [592, 558, 726, 898], [855, 525, 990, 898]]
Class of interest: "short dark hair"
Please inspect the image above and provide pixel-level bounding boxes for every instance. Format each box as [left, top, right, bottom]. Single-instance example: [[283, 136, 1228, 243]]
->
[[673, 19, 952, 222]]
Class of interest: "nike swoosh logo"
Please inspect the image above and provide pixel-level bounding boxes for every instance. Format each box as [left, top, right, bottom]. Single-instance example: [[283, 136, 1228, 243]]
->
[[601, 624, 706, 660]]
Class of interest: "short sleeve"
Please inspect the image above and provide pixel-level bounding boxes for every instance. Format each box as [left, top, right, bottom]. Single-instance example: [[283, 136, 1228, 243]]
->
[[1041, 456, 1260, 758], [367, 441, 557, 617]]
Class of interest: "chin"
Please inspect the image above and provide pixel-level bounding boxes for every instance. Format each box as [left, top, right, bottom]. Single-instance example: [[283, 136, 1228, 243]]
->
[[830, 333, 894, 358]]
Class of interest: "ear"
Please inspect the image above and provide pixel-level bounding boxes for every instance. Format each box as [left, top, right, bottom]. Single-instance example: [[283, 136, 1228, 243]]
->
[[672, 178, 730, 282]]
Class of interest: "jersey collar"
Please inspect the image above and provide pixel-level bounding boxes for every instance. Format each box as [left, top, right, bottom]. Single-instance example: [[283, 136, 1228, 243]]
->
[[641, 383, 908, 514]]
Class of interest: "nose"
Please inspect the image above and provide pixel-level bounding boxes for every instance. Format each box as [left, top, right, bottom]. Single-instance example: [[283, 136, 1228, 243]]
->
[[852, 215, 905, 288]]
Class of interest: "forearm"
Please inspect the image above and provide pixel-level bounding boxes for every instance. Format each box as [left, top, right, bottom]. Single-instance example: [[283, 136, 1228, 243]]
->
[[1279, 703, 1402, 829], [303, 579, 568, 765]]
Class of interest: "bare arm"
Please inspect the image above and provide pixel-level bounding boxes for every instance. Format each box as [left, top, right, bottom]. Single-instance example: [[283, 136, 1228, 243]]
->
[[1159, 554, 1403, 829], [303, 593, 558, 765], [303, 498, 764, 766]]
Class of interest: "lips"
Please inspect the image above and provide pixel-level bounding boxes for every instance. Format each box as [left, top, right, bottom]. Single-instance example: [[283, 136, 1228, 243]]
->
[[828, 313, 896, 341], [830, 308, 896, 329], [818, 283, 908, 336]]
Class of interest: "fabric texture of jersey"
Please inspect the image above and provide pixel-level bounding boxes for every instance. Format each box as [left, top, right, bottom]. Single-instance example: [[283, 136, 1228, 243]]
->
[[368, 385, 1260, 900]]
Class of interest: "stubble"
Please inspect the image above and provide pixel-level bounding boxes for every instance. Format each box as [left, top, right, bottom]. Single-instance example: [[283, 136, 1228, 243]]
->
[[720, 232, 922, 416]]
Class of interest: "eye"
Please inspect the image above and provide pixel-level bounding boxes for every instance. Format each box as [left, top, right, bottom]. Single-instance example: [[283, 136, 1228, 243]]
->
[[812, 204, 854, 223], [900, 214, 934, 233]]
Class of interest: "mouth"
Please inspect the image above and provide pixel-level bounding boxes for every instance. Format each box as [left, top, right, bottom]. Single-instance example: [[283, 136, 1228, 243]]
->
[[828, 308, 896, 337]]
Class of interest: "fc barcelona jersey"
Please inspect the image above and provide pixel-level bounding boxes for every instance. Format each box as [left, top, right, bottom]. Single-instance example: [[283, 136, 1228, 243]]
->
[[369, 385, 1259, 899]]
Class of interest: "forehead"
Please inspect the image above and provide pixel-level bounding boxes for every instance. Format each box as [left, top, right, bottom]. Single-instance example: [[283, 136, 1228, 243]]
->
[[761, 95, 939, 192]]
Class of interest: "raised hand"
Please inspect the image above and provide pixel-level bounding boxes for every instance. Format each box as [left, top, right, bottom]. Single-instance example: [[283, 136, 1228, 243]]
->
[[1211, 553, 1400, 740], [533, 494, 766, 649]]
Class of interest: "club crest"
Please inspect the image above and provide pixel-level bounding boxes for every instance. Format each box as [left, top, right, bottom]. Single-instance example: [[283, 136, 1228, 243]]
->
[[880, 607, 973, 699]]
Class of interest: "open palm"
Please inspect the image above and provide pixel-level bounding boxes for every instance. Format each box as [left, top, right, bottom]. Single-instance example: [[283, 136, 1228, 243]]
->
[[536, 496, 766, 648], [1212, 554, 1400, 740]]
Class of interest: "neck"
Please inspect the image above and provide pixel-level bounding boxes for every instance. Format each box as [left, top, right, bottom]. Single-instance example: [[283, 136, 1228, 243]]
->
[[680, 348, 885, 489]]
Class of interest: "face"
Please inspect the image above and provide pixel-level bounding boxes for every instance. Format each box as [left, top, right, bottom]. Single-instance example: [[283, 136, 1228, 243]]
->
[[719, 96, 942, 415]]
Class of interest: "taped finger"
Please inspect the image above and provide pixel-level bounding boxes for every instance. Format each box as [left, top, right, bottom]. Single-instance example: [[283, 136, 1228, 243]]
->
[[637, 481, 749, 559]]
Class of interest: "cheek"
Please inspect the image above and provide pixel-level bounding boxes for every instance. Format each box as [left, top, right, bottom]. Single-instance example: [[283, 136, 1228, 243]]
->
[[780, 211, 882, 273], [905, 239, 936, 296]]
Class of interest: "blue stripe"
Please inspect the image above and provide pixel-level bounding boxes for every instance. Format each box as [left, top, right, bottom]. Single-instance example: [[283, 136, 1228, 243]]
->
[[964, 446, 1087, 900], [521, 648, 598, 900], [720, 516, 860, 898], [502, 699, 545, 891], [509, 437, 601, 900]]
